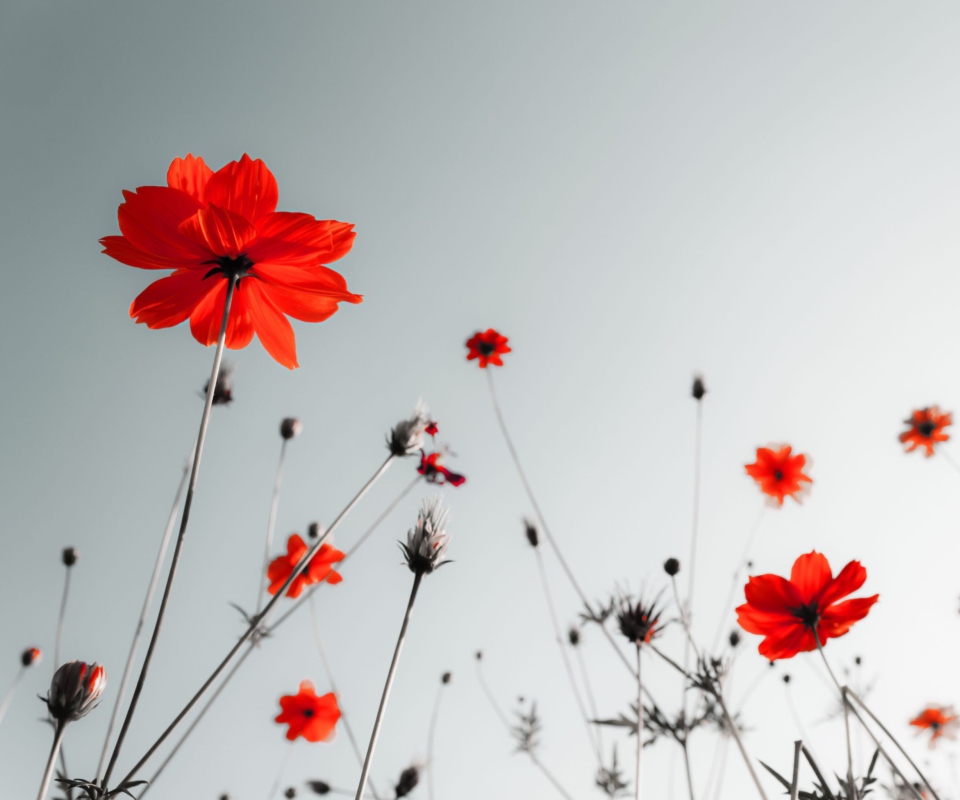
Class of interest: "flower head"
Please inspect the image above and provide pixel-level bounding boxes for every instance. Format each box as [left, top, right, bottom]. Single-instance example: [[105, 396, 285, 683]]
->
[[417, 450, 466, 487], [101, 155, 362, 369], [280, 418, 302, 440], [900, 407, 952, 457], [46, 661, 106, 723], [910, 706, 959, 748], [21, 647, 41, 667], [745, 445, 812, 506], [388, 402, 432, 457], [736, 551, 879, 661], [275, 680, 340, 742], [267, 534, 344, 599], [465, 329, 511, 368], [663, 558, 680, 577], [616, 592, 666, 646], [401, 497, 451, 575]]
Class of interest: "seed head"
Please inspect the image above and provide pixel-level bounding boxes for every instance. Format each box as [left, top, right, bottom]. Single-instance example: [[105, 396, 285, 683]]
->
[[616, 592, 665, 646], [280, 418, 302, 440], [523, 518, 539, 547], [21, 647, 41, 667], [62, 547, 79, 567], [400, 497, 451, 575], [387, 402, 432, 457], [442, 671, 452, 684], [692, 375, 707, 401], [395, 765, 421, 798], [663, 557, 680, 576], [306, 781, 331, 795], [46, 660, 106, 723]]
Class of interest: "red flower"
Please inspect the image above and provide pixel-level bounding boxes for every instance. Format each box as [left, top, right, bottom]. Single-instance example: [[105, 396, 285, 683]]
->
[[267, 534, 344, 599], [417, 450, 466, 487], [900, 407, 952, 457], [465, 329, 511, 368], [910, 706, 959, 748], [20, 647, 41, 667], [745, 445, 812, 506], [101, 155, 362, 369], [736, 551, 878, 661], [275, 680, 340, 742], [425, 421, 439, 437]]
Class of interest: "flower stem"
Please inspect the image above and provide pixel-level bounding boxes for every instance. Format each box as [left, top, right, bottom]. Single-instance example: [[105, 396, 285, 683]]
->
[[799, 745, 836, 800], [37, 721, 66, 800], [54, 567, 71, 669], [716, 694, 769, 800], [635, 645, 643, 800], [573, 642, 602, 754], [101, 276, 237, 789], [255, 438, 289, 618], [267, 744, 295, 800], [96, 444, 196, 783], [788, 740, 802, 800], [684, 399, 704, 666], [528, 753, 577, 800], [354, 571, 423, 800], [426, 678, 446, 800], [815, 639, 855, 796], [0, 667, 24, 729], [710, 506, 766, 654]]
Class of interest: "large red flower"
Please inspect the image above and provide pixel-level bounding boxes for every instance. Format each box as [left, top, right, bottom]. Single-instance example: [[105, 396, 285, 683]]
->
[[736, 551, 878, 661], [275, 680, 340, 742], [465, 329, 511, 368], [101, 155, 362, 369], [745, 445, 812, 505], [267, 534, 344, 599], [900, 407, 952, 457]]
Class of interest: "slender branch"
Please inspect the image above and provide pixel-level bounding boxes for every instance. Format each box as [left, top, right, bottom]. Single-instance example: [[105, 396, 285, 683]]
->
[[426, 679, 445, 800], [789, 740, 802, 800], [55, 568, 71, 669], [37, 721, 66, 800], [0, 667, 24, 729], [635, 646, 643, 800], [815, 639, 854, 796], [529, 753, 577, 800], [710, 506, 766, 654], [102, 277, 237, 789], [267, 744, 295, 800], [573, 642, 602, 754], [255, 439, 288, 618]]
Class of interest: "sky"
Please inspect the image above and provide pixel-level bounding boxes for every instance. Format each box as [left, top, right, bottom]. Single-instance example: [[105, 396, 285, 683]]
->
[[3, 1, 960, 798]]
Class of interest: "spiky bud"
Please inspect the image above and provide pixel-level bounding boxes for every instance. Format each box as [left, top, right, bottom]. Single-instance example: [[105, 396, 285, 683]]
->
[[280, 418, 302, 440], [387, 402, 431, 457], [46, 661, 106, 723], [663, 557, 680, 576], [400, 497, 451, 575], [206, 361, 235, 406]]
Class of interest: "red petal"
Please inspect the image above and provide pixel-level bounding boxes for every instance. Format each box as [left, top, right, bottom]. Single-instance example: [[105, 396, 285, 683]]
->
[[166, 155, 214, 202], [205, 154, 278, 223], [819, 595, 878, 638], [742, 574, 802, 613], [116, 186, 205, 262], [246, 281, 299, 369], [253, 262, 362, 299], [789, 552, 832, 605], [189, 279, 231, 346], [818, 560, 868, 609], [178, 205, 259, 258], [130, 269, 215, 329], [225, 282, 255, 350], [101, 235, 191, 270], [252, 213, 355, 266], [758, 623, 814, 661]]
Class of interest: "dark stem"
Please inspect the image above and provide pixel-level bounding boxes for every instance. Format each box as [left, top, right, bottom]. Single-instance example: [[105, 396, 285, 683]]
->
[[635, 646, 643, 800], [426, 680, 445, 800], [55, 568, 71, 669], [0, 667, 24, 728], [255, 438, 288, 618], [37, 721, 66, 800], [789, 740, 802, 800], [815, 638, 854, 796]]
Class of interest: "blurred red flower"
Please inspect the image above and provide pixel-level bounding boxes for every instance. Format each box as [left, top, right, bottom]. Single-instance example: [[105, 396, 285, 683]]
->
[[745, 445, 812, 505], [101, 154, 362, 369], [466, 329, 511, 368], [275, 680, 340, 742], [267, 534, 344, 599], [418, 450, 466, 487], [736, 551, 878, 661], [900, 407, 952, 457], [910, 706, 959, 748]]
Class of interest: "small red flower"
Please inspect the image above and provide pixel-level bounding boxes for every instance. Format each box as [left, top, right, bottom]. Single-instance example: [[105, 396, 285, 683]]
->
[[417, 450, 466, 487], [736, 551, 878, 661], [910, 706, 959, 748], [900, 407, 952, 457], [20, 647, 41, 667], [275, 680, 340, 742], [267, 534, 344, 599], [745, 445, 812, 506], [101, 154, 362, 369], [425, 421, 439, 437], [466, 329, 511, 368]]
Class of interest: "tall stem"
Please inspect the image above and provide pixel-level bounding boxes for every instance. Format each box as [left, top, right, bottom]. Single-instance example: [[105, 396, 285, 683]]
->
[[102, 277, 237, 789], [37, 721, 66, 800], [573, 643, 602, 754], [710, 506, 766, 654], [684, 400, 704, 670], [789, 740, 801, 800], [635, 646, 643, 800], [716, 694, 769, 800], [267, 744, 295, 800], [255, 439, 288, 618], [354, 572, 423, 800], [815, 640, 855, 795], [54, 569, 71, 668], [426, 680, 445, 800], [0, 667, 24, 729], [97, 445, 196, 783]]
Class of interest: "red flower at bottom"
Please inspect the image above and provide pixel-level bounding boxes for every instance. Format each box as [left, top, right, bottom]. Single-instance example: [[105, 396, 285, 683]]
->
[[275, 680, 340, 742], [910, 706, 959, 748], [736, 551, 878, 661], [466, 329, 511, 368], [267, 534, 344, 598]]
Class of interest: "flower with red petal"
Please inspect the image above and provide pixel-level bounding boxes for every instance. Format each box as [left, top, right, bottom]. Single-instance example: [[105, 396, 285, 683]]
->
[[20, 647, 41, 667], [736, 551, 878, 661], [101, 154, 362, 369], [417, 450, 466, 487], [425, 421, 439, 437], [745, 445, 812, 506], [465, 329, 511, 368], [267, 534, 344, 599], [275, 680, 340, 742], [46, 661, 107, 723], [910, 706, 959, 748], [900, 407, 952, 457]]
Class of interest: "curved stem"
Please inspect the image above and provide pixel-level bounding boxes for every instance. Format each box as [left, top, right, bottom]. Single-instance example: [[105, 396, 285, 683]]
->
[[255, 439, 288, 618], [529, 753, 577, 800], [55, 568, 71, 669], [0, 667, 24, 729], [102, 277, 237, 789], [37, 721, 66, 800], [815, 639, 854, 795], [426, 681, 445, 800], [635, 646, 643, 800]]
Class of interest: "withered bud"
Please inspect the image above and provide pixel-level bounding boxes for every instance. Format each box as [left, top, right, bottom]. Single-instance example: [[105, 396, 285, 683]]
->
[[306, 782, 331, 795], [395, 765, 421, 798], [782, 674, 791, 684], [46, 660, 107, 723], [692, 375, 707, 401], [21, 647, 41, 667], [663, 557, 680, 576], [62, 547, 79, 567], [280, 418, 302, 440], [284, 789, 297, 799], [568, 627, 581, 647], [523, 518, 539, 547], [206, 362, 235, 406], [307, 522, 322, 540], [728, 631, 741, 648], [442, 671, 452, 684]]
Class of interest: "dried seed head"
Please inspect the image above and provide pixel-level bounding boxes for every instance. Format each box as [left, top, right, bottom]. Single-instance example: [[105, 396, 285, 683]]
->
[[663, 557, 680, 576], [21, 647, 41, 667], [306, 781, 331, 795], [616, 592, 665, 646], [442, 671, 452, 684], [206, 361, 235, 406], [523, 518, 539, 548], [280, 418, 302, 440], [62, 547, 79, 567], [387, 402, 432, 457], [46, 660, 106, 723], [401, 497, 451, 575], [395, 765, 421, 798], [568, 627, 581, 647], [307, 522, 322, 540], [284, 789, 297, 799], [692, 375, 707, 401], [728, 631, 741, 648]]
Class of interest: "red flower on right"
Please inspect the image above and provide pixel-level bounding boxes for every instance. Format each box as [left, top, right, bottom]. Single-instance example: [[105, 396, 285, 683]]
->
[[910, 706, 959, 748], [745, 445, 812, 506], [275, 680, 340, 742], [900, 406, 952, 457], [267, 534, 344, 599], [466, 329, 511, 368], [736, 551, 878, 661]]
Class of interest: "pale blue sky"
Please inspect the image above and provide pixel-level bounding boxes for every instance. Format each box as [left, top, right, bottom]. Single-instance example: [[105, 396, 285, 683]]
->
[[4, 2, 960, 798]]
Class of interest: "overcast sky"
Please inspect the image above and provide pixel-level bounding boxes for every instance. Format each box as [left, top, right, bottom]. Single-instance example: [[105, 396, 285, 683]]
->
[[4, 2, 960, 798]]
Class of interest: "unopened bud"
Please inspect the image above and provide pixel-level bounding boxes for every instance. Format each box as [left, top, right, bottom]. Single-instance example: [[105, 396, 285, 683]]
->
[[728, 631, 741, 648], [568, 627, 581, 647], [441, 671, 452, 684], [782, 674, 791, 684], [21, 647, 41, 667], [692, 375, 707, 401], [395, 766, 421, 798], [475, 650, 483, 661], [46, 660, 106, 723], [284, 789, 297, 799], [307, 522, 322, 540], [62, 548, 79, 567], [663, 557, 680, 576], [524, 519, 539, 548], [306, 782, 331, 795], [280, 418, 302, 440]]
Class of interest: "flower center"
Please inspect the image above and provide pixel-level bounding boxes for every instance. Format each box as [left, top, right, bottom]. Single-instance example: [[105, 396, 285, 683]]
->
[[774, 470, 784, 481], [203, 254, 254, 282], [476, 340, 496, 356], [792, 603, 820, 629], [302, 709, 315, 718], [918, 420, 936, 437]]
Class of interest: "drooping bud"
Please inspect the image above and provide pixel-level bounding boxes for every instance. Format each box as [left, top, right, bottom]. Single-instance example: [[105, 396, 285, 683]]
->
[[400, 497, 451, 575], [441, 671, 452, 684], [46, 661, 106, 723], [21, 647, 41, 667], [394, 765, 421, 798], [307, 522, 322, 540], [280, 418, 302, 440], [306, 782, 331, 796], [387, 402, 431, 457], [62, 547, 79, 567], [692, 375, 707, 401], [663, 557, 680, 576], [523, 518, 539, 548]]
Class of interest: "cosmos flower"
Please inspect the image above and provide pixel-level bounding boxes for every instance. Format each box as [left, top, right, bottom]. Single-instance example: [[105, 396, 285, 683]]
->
[[267, 534, 344, 599], [910, 706, 959, 748], [900, 407, 952, 457], [417, 450, 466, 487], [616, 592, 665, 646], [401, 497, 451, 575], [101, 154, 361, 369], [736, 551, 878, 661], [465, 329, 511, 368], [745, 445, 812, 506], [46, 661, 107, 723], [275, 680, 340, 742]]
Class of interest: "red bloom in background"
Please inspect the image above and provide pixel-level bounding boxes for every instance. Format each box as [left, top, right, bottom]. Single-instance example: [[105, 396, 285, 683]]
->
[[466, 329, 511, 368], [101, 155, 362, 369], [745, 445, 812, 505], [736, 551, 878, 660], [900, 407, 952, 457], [275, 680, 340, 742], [910, 706, 959, 748], [418, 450, 466, 487], [267, 534, 344, 598]]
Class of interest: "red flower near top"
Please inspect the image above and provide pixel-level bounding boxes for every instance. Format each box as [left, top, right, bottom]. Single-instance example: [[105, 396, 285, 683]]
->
[[745, 445, 812, 506], [275, 680, 340, 742], [418, 450, 466, 487], [910, 706, 959, 748], [101, 155, 362, 369], [736, 551, 878, 661], [900, 406, 952, 457], [267, 534, 344, 599], [466, 329, 511, 368]]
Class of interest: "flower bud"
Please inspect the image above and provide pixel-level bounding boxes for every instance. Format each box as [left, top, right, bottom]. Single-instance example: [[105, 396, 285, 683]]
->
[[400, 497, 451, 575], [46, 661, 106, 723], [206, 362, 235, 406], [395, 765, 421, 798], [692, 375, 707, 401], [782, 674, 791, 684], [284, 789, 297, 799], [62, 547, 79, 567], [280, 418, 302, 440], [441, 671, 452, 684], [307, 522, 322, 540], [524, 518, 539, 548], [568, 627, 581, 647], [663, 557, 680, 576], [21, 647, 41, 667], [728, 631, 741, 648], [307, 781, 331, 795], [475, 650, 483, 661]]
